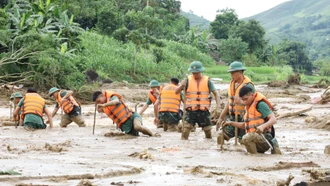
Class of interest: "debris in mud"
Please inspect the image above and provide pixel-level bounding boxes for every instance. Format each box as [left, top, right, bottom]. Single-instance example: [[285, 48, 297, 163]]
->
[[303, 168, 330, 181], [110, 182, 124, 186], [128, 180, 141, 184], [104, 132, 125, 137], [316, 86, 330, 104], [287, 73, 301, 85], [325, 145, 330, 155], [305, 115, 330, 131], [298, 95, 311, 101], [311, 79, 330, 88], [268, 80, 287, 87], [276, 174, 294, 186], [188, 166, 204, 174], [249, 161, 320, 171], [278, 106, 312, 119], [77, 179, 94, 186], [1, 121, 16, 126], [0, 170, 21, 175], [45, 143, 63, 152], [128, 149, 152, 159], [16, 184, 49, 186]]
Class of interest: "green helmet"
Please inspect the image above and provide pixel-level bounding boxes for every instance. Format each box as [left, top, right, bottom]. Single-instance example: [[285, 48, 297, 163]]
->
[[188, 61, 205, 73], [227, 61, 246, 72], [10, 92, 23, 99], [48, 87, 60, 96], [148, 80, 160, 87]]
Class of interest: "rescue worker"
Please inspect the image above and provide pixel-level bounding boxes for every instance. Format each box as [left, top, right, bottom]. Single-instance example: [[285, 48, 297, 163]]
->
[[13, 88, 53, 130], [48, 87, 85, 128], [10, 92, 23, 125], [139, 80, 162, 127], [217, 61, 255, 144], [92, 90, 156, 137], [223, 86, 281, 154], [175, 61, 221, 140], [155, 78, 183, 132]]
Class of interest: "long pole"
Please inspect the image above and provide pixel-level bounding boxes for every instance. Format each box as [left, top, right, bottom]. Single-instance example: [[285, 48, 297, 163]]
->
[[92, 105, 96, 135], [234, 112, 238, 145]]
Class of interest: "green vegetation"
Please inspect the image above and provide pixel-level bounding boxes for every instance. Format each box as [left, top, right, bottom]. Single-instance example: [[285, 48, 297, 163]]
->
[[205, 65, 326, 84], [0, 0, 328, 95], [246, 0, 330, 60], [180, 11, 210, 30]]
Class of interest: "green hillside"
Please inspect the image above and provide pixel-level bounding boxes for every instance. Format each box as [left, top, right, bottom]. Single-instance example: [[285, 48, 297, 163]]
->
[[245, 0, 330, 59], [181, 11, 210, 30]]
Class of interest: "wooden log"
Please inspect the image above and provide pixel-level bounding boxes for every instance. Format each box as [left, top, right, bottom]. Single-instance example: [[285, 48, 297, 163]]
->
[[277, 106, 312, 119]]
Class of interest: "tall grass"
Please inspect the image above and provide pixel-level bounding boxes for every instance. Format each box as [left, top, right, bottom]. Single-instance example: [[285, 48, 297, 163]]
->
[[78, 32, 214, 83], [205, 65, 325, 84]]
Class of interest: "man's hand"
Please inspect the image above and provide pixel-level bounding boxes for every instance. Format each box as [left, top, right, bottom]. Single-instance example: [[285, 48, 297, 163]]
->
[[153, 117, 159, 125], [223, 121, 234, 128], [216, 118, 223, 131], [256, 125, 265, 134], [180, 80, 186, 87]]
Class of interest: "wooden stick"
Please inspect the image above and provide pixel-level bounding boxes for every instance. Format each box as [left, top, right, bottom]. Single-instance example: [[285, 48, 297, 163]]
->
[[220, 120, 224, 151], [277, 106, 312, 119], [234, 112, 238, 145], [92, 105, 96, 135]]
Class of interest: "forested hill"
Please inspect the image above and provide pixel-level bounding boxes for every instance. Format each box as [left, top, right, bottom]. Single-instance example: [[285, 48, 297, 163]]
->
[[180, 11, 210, 30], [245, 0, 330, 59]]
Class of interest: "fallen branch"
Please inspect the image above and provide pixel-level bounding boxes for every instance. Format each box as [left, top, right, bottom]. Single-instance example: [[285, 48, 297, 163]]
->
[[277, 106, 312, 119], [0, 166, 142, 182]]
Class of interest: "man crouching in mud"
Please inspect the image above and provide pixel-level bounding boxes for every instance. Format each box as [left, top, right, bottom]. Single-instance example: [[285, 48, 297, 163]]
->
[[223, 86, 281, 154], [92, 90, 158, 137]]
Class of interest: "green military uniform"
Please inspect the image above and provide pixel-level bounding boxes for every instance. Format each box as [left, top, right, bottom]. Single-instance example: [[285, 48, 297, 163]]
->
[[158, 92, 184, 125], [184, 79, 216, 128], [49, 88, 85, 128], [241, 100, 274, 153], [110, 96, 142, 136], [224, 83, 255, 139], [18, 99, 47, 129]]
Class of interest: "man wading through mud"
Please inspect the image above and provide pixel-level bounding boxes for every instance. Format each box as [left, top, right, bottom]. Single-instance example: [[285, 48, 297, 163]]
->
[[93, 90, 157, 137], [217, 61, 255, 145], [223, 86, 281, 154], [13, 88, 53, 130], [155, 78, 184, 132], [175, 61, 221, 140], [48, 87, 86, 128], [139, 80, 162, 128]]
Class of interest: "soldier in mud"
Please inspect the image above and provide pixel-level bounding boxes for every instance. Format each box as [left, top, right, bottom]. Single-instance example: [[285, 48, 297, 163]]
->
[[216, 61, 255, 145], [93, 90, 157, 137], [223, 86, 281, 154], [154, 78, 184, 132], [175, 61, 221, 140], [10, 92, 23, 125], [48, 87, 86, 128], [13, 88, 53, 130], [139, 80, 162, 128]]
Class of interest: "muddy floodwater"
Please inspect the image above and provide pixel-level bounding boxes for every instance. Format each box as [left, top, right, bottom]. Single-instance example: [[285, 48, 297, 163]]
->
[[1, 83, 330, 186]]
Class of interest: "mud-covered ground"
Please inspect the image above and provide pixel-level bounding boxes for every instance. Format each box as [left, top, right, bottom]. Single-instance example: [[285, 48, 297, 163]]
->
[[1, 83, 330, 186]]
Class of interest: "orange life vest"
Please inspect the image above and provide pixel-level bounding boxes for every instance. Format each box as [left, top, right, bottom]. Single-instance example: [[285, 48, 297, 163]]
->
[[186, 75, 211, 111], [244, 92, 273, 133], [228, 76, 253, 117], [159, 83, 181, 113], [148, 86, 163, 104], [22, 93, 45, 119], [56, 90, 79, 114], [102, 91, 133, 128]]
